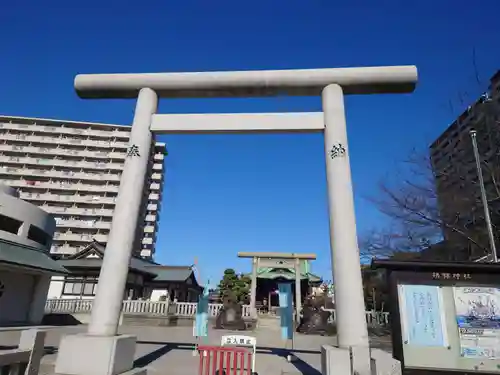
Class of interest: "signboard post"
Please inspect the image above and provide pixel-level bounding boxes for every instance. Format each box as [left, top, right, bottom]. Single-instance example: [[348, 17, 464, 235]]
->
[[193, 280, 210, 355], [278, 282, 295, 362]]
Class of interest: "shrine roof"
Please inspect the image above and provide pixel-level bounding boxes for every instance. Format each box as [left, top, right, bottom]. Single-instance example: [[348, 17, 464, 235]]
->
[[146, 265, 197, 283], [0, 238, 68, 274], [253, 267, 322, 282]]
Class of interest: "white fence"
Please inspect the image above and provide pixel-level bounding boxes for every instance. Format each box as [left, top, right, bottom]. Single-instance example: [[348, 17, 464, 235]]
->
[[326, 309, 389, 326], [44, 299, 389, 325], [44, 299, 252, 318], [174, 301, 235, 317]]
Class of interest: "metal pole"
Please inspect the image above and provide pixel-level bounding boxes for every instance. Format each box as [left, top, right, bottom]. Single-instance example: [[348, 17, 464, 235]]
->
[[469, 129, 498, 262]]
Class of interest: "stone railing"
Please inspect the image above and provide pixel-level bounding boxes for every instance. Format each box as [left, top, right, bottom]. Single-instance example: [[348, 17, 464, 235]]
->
[[45, 299, 252, 318], [123, 300, 170, 315], [0, 330, 46, 375], [45, 298, 93, 314], [325, 309, 390, 326], [44, 299, 388, 325]]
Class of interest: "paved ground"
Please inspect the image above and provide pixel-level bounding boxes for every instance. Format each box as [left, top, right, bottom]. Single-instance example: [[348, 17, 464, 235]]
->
[[0, 324, 392, 375]]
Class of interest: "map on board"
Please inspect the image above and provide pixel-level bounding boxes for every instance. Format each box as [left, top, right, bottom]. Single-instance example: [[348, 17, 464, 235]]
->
[[453, 287, 500, 359], [399, 284, 448, 347]]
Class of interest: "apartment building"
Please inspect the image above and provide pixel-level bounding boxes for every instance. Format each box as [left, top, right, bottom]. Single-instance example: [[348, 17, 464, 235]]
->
[[429, 70, 500, 254], [0, 116, 165, 259]]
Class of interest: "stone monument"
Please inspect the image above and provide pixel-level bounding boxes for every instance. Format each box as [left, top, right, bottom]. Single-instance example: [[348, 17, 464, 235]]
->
[[297, 295, 331, 335], [215, 294, 246, 331]]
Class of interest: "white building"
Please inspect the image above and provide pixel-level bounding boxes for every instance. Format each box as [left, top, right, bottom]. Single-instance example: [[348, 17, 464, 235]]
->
[[0, 115, 166, 259], [0, 184, 67, 326]]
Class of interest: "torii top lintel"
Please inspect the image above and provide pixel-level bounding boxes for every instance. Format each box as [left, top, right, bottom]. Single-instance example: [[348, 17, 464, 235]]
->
[[237, 252, 317, 260], [74, 66, 417, 99]]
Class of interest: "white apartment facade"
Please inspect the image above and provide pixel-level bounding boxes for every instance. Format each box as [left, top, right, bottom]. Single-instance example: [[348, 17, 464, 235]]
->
[[0, 115, 165, 259]]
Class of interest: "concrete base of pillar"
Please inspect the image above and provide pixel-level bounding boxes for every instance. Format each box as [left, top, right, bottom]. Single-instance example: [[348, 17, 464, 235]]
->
[[55, 334, 140, 375], [370, 348, 402, 375], [321, 345, 400, 375]]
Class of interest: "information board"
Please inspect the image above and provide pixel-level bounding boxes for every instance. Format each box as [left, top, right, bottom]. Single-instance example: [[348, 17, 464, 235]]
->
[[399, 284, 448, 347], [397, 283, 500, 373], [453, 286, 500, 359]]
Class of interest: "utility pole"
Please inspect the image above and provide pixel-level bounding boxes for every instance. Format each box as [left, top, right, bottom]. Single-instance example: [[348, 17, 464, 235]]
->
[[470, 129, 498, 263]]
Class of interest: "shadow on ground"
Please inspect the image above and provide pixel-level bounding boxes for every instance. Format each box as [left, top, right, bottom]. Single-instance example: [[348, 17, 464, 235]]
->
[[41, 314, 83, 326], [135, 340, 321, 375], [0, 345, 58, 355]]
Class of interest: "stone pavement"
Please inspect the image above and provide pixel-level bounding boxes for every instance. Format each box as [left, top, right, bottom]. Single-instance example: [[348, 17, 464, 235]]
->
[[0, 325, 392, 375]]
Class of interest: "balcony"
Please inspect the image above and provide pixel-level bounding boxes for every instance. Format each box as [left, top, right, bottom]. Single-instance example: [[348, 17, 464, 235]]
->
[[3, 179, 120, 193], [0, 144, 126, 160], [54, 219, 112, 230], [20, 192, 117, 205], [0, 155, 123, 171], [150, 183, 161, 191], [0, 132, 129, 149], [142, 237, 153, 245], [147, 203, 158, 211], [152, 163, 163, 171], [151, 173, 162, 181], [19, 191, 158, 205], [50, 245, 80, 254], [41, 205, 114, 217], [143, 225, 155, 234], [153, 154, 164, 161], [155, 142, 166, 149], [145, 214, 157, 222], [0, 122, 130, 140], [53, 232, 108, 243], [148, 193, 160, 201], [0, 167, 121, 182]]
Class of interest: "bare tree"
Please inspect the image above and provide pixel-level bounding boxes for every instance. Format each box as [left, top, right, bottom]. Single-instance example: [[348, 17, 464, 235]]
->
[[362, 84, 500, 262], [361, 143, 499, 261]]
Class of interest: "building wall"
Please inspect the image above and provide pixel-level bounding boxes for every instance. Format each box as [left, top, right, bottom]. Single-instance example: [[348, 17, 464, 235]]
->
[[28, 274, 52, 324], [0, 116, 166, 259], [47, 275, 65, 299], [48, 277, 198, 302], [0, 184, 56, 250], [148, 287, 197, 302], [0, 184, 57, 325], [0, 268, 51, 325], [0, 269, 35, 324], [429, 71, 500, 252]]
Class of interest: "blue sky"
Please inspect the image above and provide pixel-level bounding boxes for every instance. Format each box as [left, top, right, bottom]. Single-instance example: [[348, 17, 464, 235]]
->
[[1, 1, 499, 285]]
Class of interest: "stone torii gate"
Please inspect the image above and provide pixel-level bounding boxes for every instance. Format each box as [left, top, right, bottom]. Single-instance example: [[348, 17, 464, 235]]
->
[[237, 251, 317, 319], [54, 66, 417, 375]]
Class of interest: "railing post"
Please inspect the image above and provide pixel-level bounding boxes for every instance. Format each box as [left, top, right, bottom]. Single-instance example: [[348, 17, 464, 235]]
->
[[18, 329, 46, 375]]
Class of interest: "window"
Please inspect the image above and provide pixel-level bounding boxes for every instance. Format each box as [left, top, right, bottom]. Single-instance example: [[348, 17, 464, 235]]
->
[[62, 277, 97, 296], [63, 282, 81, 294], [27, 225, 50, 246], [0, 214, 22, 235], [84, 283, 94, 295], [73, 283, 83, 294]]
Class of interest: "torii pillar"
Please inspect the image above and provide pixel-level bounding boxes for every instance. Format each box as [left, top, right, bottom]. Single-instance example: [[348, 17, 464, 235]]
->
[[54, 66, 417, 375]]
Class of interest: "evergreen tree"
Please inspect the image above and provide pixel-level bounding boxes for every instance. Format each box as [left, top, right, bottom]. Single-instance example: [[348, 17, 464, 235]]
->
[[217, 268, 251, 303]]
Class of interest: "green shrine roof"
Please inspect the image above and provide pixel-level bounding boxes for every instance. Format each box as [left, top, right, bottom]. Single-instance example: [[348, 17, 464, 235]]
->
[[0, 239, 68, 274], [252, 267, 321, 282]]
